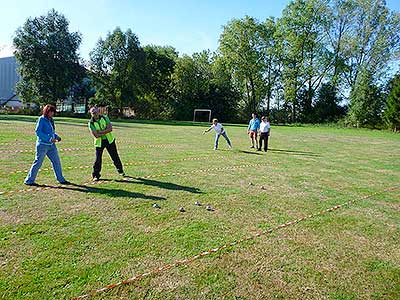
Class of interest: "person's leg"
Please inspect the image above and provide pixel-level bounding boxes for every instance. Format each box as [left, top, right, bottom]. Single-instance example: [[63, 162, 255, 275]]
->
[[106, 140, 124, 174], [254, 132, 259, 149], [222, 132, 232, 147], [93, 143, 105, 179], [258, 133, 263, 151], [24, 144, 48, 184], [214, 133, 221, 149], [250, 132, 255, 148], [46, 144, 66, 183], [264, 134, 269, 152]]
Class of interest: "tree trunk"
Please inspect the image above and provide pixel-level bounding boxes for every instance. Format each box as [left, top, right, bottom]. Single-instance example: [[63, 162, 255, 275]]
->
[[249, 76, 256, 112]]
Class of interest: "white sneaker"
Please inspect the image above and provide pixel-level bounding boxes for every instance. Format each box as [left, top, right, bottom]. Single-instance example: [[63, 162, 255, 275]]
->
[[213, 147, 217, 150]]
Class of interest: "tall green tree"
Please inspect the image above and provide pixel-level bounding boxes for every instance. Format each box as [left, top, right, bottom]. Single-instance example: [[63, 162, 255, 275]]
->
[[13, 9, 82, 104], [342, 0, 400, 90], [384, 73, 400, 131], [324, 0, 357, 88], [138, 45, 178, 119], [90, 27, 146, 113], [343, 0, 400, 125], [219, 16, 265, 114], [314, 82, 346, 122], [348, 71, 385, 127], [259, 17, 282, 115], [277, 0, 331, 123], [172, 51, 239, 121]]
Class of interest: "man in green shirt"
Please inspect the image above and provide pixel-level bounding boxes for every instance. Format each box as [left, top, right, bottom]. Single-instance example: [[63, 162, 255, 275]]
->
[[88, 107, 125, 181]]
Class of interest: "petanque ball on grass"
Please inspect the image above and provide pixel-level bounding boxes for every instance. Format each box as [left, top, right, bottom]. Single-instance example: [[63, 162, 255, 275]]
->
[[153, 203, 160, 209], [206, 205, 214, 211], [179, 207, 186, 212], [195, 201, 202, 206]]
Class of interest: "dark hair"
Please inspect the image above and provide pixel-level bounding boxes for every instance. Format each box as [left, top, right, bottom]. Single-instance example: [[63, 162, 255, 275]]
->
[[42, 104, 56, 117]]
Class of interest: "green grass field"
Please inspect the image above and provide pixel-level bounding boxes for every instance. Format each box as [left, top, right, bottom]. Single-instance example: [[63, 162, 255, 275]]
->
[[0, 115, 399, 300]]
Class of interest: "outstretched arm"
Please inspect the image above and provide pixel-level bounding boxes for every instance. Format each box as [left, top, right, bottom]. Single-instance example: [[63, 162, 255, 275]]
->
[[203, 126, 213, 134]]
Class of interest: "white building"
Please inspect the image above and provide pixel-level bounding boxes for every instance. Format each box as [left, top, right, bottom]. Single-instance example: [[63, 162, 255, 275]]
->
[[0, 55, 22, 108]]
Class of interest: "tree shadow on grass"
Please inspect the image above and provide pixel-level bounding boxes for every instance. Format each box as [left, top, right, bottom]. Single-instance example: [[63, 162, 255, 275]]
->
[[41, 182, 166, 201], [115, 176, 202, 194]]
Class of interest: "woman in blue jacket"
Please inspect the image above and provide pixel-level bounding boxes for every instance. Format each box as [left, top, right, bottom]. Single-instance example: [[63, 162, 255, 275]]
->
[[24, 104, 69, 186]]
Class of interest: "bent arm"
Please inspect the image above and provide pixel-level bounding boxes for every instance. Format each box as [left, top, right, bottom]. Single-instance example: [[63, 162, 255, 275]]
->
[[97, 122, 113, 136], [35, 118, 53, 143]]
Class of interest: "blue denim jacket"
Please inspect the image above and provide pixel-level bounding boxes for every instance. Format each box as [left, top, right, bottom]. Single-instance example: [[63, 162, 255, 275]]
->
[[35, 116, 59, 145]]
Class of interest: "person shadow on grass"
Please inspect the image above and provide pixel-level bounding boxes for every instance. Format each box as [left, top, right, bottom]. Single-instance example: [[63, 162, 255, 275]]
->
[[41, 182, 166, 201], [115, 176, 202, 194]]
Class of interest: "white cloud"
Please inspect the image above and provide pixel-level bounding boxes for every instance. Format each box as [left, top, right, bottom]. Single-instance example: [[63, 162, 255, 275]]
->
[[0, 45, 16, 58]]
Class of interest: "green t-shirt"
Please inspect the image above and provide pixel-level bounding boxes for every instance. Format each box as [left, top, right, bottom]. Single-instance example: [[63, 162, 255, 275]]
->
[[89, 115, 111, 140]]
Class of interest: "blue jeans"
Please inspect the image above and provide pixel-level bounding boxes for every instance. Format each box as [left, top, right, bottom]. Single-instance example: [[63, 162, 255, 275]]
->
[[24, 143, 66, 184], [215, 132, 232, 149]]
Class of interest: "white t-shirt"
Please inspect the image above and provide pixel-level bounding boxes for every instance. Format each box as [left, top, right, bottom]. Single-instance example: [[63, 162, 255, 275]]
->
[[211, 123, 224, 134], [260, 121, 270, 133]]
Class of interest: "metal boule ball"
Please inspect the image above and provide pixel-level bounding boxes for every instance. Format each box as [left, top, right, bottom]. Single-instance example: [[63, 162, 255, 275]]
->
[[206, 205, 214, 211]]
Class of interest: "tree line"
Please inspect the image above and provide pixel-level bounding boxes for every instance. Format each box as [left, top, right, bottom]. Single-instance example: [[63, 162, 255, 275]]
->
[[12, 0, 400, 130]]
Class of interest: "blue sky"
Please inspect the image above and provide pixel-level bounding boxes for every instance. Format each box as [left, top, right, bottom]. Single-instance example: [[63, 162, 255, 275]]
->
[[0, 0, 399, 60]]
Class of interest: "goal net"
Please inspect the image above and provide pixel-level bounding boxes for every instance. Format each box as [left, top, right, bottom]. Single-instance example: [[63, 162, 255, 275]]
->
[[193, 109, 212, 122]]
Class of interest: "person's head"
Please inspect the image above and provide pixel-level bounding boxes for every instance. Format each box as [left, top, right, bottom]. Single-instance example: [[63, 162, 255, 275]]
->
[[212, 118, 218, 125], [90, 107, 100, 119], [42, 104, 56, 118], [252, 113, 257, 119], [261, 116, 268, 122]]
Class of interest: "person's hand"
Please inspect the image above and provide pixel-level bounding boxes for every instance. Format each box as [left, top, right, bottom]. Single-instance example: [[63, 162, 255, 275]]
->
[[50, 138, 57, 143]]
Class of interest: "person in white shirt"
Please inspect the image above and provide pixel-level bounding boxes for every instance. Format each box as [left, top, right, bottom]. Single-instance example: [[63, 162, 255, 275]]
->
[[258, 116, 270, 152], [203, 118, 232, 150]]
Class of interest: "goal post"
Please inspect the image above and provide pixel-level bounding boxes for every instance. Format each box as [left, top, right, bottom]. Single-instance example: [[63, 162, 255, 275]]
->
[[193, 109, 212, 122]]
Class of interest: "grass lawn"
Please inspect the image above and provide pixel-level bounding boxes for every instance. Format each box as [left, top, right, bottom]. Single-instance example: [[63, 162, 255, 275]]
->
[[0, 115, 399, 300]]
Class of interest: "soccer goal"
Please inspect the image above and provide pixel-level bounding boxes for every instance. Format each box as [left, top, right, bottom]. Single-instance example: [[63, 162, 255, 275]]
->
[[193, 109, 212, 122]]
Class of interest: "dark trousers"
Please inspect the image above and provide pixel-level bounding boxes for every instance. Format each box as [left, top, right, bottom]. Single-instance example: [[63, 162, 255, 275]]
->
[[93, 139, 123, 178], [258, 132, 269, 152]]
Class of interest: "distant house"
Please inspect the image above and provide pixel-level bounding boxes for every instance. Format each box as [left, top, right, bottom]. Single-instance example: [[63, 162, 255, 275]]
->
[[0, 56, 23, 109]]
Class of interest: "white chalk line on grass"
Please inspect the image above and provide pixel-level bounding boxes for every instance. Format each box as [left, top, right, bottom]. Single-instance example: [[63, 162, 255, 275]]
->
[[0, 163, 268, 196], [70, 186, 399, 299], [4, 155, 226, 175], [0, 144, 178, 154], [0, 140, 173, 148]]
